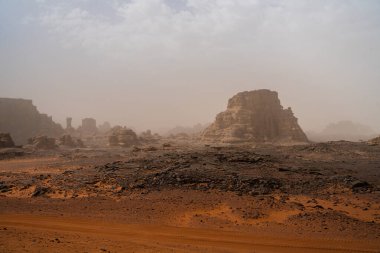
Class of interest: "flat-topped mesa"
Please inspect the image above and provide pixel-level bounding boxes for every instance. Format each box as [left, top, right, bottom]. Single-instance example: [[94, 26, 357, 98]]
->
[[202, 89, 308, 144]]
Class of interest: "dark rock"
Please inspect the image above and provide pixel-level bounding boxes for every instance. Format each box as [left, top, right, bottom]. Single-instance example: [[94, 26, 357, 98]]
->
[[31, 186, 50, 197], [351, 180, 371, 192]]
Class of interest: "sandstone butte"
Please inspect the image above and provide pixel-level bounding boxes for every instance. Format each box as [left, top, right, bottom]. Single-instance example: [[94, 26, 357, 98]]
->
[[202, 89, 308, 144]]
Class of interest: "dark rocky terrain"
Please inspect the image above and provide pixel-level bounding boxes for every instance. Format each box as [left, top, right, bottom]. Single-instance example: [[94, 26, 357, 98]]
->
[[0, 141, 380, 252]]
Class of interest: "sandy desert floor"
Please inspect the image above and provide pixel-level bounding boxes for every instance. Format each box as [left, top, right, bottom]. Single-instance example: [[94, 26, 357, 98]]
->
[[1, 142, 380, 252]]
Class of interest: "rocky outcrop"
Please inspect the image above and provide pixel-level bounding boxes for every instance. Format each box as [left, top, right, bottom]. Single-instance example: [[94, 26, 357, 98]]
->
[[202, 90, 308, 144], [27, 136, 57, 149], [0, 98, 63, 144], [109, 127, 139, 147], [59, 135, 85, 148], [0, 133, 15, 148]]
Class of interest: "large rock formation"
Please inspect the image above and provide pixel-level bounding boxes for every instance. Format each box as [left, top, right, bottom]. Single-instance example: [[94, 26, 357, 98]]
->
[[202, 90, 308, 144], [0, 98, 63, 144]]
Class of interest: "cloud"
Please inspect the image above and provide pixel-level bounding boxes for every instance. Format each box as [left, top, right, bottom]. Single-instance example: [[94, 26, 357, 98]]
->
[[33, 0, 380, 64], [32, 0, 317, 59]]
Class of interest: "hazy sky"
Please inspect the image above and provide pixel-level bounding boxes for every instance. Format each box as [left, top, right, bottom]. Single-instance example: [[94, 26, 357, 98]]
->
[[1, 0, 380, 133]]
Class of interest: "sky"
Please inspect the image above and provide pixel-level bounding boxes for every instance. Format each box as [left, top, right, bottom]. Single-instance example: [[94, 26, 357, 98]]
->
[[1, 0, 380, 133]]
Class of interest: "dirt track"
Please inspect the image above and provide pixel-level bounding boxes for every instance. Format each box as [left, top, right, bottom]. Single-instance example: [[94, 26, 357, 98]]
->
[[1, 214, 379, 253]]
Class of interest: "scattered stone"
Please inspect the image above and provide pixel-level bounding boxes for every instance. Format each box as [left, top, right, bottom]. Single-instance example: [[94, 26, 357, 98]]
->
[[0, 181, 12, 193], [31, 186, 50, 197]]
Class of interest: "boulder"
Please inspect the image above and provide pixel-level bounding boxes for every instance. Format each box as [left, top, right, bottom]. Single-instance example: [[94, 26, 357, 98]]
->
[[202, 90, 308, 144]]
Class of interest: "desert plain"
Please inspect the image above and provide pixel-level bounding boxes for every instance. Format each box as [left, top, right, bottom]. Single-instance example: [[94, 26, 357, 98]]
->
[[1, 140, 380, 253]]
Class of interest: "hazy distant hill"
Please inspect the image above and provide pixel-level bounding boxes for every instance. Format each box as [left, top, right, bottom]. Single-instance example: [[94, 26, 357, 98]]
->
[[307, 121, 377, 142], [165, 123, 210, 136]]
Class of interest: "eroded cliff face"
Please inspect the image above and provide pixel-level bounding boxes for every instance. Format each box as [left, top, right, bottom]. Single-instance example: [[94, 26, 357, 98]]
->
[[0, 98, 63, 144], [202, 90, 308, 144]]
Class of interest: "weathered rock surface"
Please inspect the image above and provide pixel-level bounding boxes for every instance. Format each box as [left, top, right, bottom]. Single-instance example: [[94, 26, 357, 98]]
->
[[109, 127, 139, 147], [0, 98, 63, 144], [0, 133, 15, 148], [202, 90, 308, 144]]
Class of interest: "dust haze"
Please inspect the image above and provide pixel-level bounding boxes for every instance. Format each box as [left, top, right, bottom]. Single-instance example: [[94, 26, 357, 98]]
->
[[1, 0, 379, 135], [1, 1, 380, 253]]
